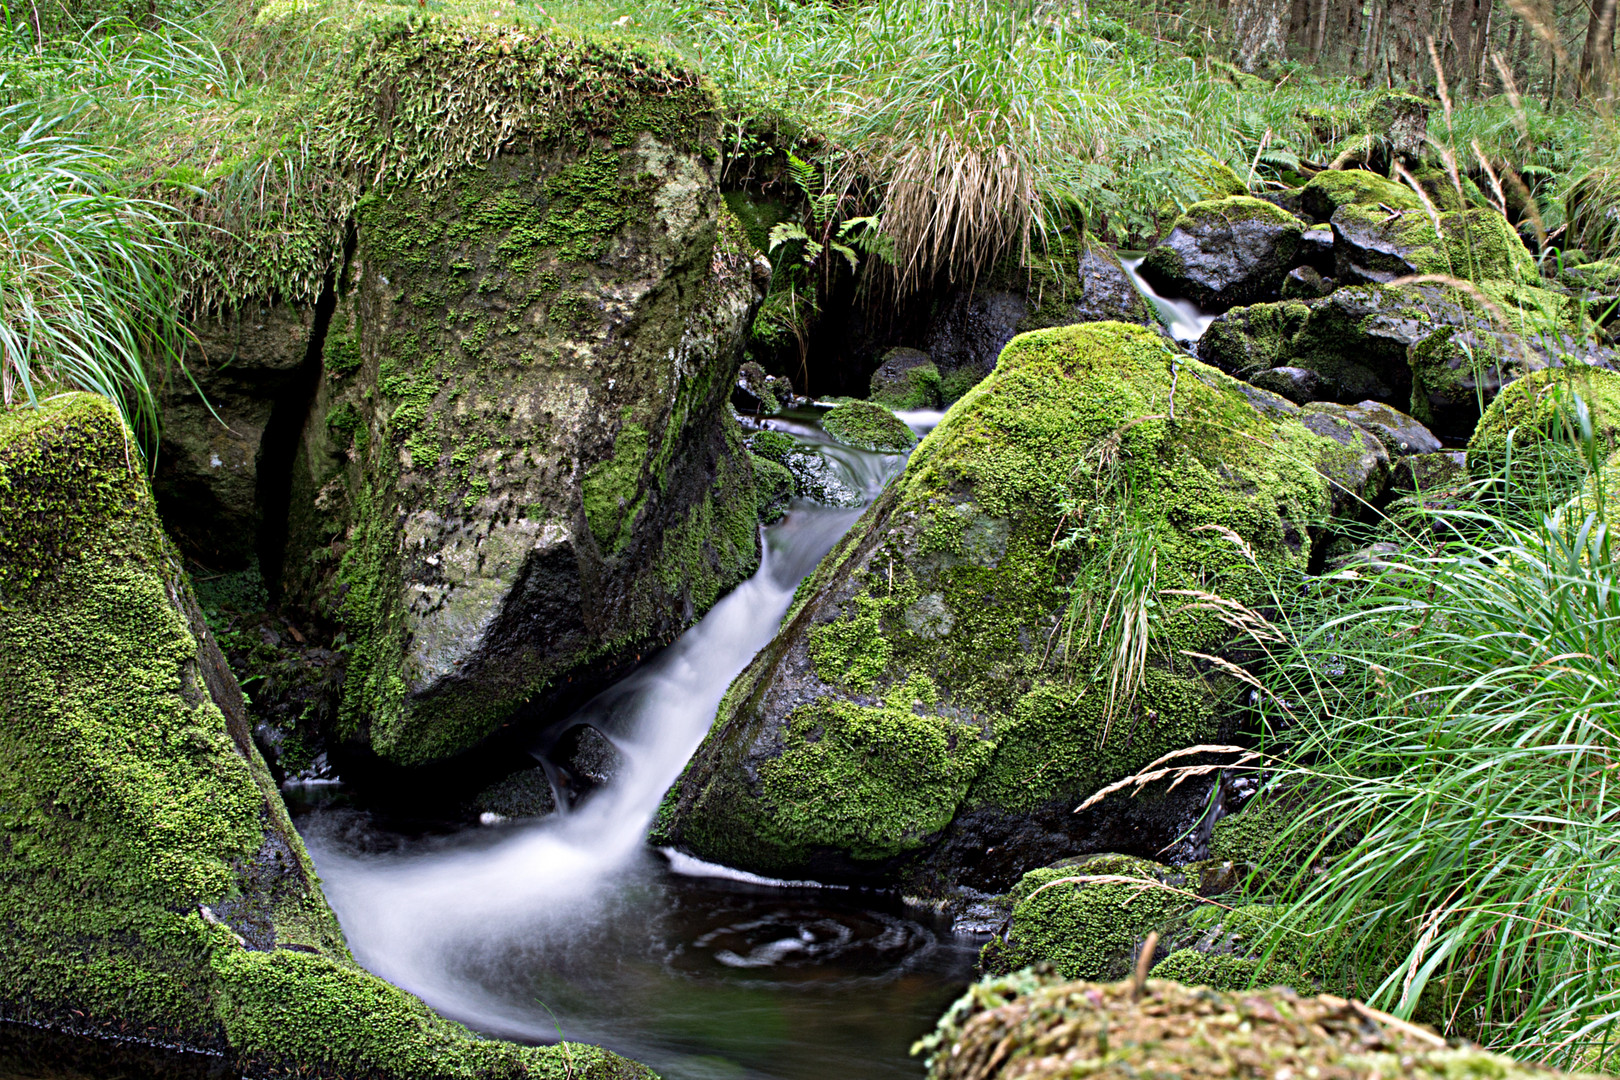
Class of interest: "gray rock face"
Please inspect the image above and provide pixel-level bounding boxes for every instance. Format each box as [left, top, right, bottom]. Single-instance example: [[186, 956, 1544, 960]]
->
[[1335, 400, 1443, 456], [1280, 265, 1332, 300], [281, 134, 764, 770], [783, 446, 863, 506], [1251, 366, 1331, 404], [1300, 403, 1393, 516], [154, 304, 320, 568], [1138, 196, 1305, 311], [926, 242, 1152, 399]]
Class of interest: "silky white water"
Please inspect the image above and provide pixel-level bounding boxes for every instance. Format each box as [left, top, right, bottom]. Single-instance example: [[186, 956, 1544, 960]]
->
[[300, 429, 978, 1079], [1119, 254, 1218, 345]]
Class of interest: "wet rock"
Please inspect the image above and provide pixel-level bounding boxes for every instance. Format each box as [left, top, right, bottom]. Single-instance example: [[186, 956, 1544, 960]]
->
[[558, 724, 626, 791], [471, 766, 558, 821], [748, 430, 863, 507], [926, 241, 1152, 403], [1335, 399, 1442, 456], [1138, 196, 1305, 311], [821, 400, 918, 453], [279, 105, 764, 771], [751, 452, 795, 523], [733, 360, 781, 414], [1331, 203, 1535, 286], [1280, 265, 1332, 300], [1299, 225, 1336, 271], [869, 347, 942, 410], [1392, 450, 1467, 492], [0, 394, 621, 1079], [1251, 365, 1332, 404], [654, 323, 1332, 891], [1300, 403, 1393, 515]]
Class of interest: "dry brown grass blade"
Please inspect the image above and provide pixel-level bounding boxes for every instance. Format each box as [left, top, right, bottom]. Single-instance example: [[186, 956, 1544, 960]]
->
[[1075, 745, 1262, 812]]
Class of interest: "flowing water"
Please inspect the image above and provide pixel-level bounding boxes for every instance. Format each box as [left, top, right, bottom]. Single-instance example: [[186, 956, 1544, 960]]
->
[[1119, 254, 1217, 347], [291, 412, 983, 1080]]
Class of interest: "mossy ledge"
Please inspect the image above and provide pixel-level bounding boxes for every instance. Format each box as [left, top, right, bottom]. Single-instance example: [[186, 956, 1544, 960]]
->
[[654, 322, 1335, 892], [0, 394, 650, 1080]]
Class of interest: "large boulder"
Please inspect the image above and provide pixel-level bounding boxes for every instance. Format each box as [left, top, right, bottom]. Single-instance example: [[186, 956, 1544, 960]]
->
[[653, 322, 1335, 891], [277, 25, 763, 771], [1138, 196, 1305, 311], [1467, 366, 1620, 477], [1331, 203, 1536, 286], [0, 394, 645, 1079], [1299, 168, 1422, 222], [925, 242, 1153, 403]]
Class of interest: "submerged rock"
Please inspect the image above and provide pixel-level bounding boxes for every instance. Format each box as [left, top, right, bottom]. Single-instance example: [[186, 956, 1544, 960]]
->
[[0, 394, 644, 1079], [821, 400, 918, 453], [278, 25, 764, 772], [654, 322, 1335, 891], [1138, 196, 1305, 311], [869, 347, 943, 410]]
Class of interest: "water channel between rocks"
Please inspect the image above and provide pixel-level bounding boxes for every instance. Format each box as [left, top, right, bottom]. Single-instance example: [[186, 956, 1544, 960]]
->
[[290, 411, 984, 1080]]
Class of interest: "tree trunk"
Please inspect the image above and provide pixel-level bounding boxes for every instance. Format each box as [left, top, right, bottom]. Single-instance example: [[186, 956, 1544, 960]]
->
[[1580, 0, 1618, 97], [1445, 0, 1493, 97], [1232, 0, 1294, 70]]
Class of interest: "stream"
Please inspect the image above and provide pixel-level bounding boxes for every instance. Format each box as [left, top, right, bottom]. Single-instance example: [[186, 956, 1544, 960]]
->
[[289, 411, 982, 1080]]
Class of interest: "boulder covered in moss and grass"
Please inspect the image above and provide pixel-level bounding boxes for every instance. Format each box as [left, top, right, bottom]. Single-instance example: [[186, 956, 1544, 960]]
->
[[1299, 168, 1422, 222], [0, 393, 647, 1080], [653, 322, 1337, 891], [1139, 196, 1306, 311], [822, 400, 918, 453], [271, 20, 764, 775], [915, 972, 1568, 1080], [1331, 203, 1536, 286], [1466, 366, 1620, 480]]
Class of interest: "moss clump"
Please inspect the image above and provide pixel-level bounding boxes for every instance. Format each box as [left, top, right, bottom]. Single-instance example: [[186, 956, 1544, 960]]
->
[[582, 422, 652, 553], [747, 428, 796, 463], [1300, 168, 1422, 220], [979, 857, 1185, 981], [0, 394, 641, 1079], [1466, 366, 1620, 476], [821, 399, 918, 453], [751, 452, 794, 524]]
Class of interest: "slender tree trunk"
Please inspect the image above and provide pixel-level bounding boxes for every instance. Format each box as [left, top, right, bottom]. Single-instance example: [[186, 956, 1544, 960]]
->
[[1232, 0, 1293, 69], [1580, 0, 1618, 97], [1445, 0, 1492, 96]]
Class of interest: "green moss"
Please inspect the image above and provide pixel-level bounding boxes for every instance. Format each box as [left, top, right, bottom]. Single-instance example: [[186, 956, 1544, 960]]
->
[[1334, 203, 1537, 285], [1466, 366, 1620, 478], [821, 400, 918, 453], [979, 858, 1185, 981], [1300, 168, 1422, 219], [583, 422, 651, 553], [869, 354, 944, 411], [1208, 799, 1296, 864], [722, 190, 792, 255], [1168, 195, 1302, 233], [747, 428, 796, 463], [753, 696, 993, 864], [751, 452, 793, 524], [939, 367, 983, 406]]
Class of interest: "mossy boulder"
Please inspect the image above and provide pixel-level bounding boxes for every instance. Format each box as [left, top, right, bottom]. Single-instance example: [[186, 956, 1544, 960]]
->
[[925, 241, 1153, 402], [0, 394, 646, 1080], [822, 400, 918, 453], [869, 347, 943, 410], [1466, 366, 1620, 477], [1331, 203, 1536, 286], [1139, 196, 1305, 311], [277, 25, 764, 773], [1299, 169, 1423, 222], [751, 452, 795, 523], [654, 322, 1335, 891], [749, 429, 862, 507]]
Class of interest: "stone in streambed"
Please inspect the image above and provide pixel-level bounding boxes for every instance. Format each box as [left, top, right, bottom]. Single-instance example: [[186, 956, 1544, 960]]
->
[[821, 400, 918, 453], [1138, 196, 1304, 311], [654, 322, 1343, 891], [869, 347, 943, 410]]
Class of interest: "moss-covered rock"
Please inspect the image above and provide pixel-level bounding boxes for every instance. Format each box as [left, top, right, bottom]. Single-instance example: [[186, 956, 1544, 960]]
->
[[1466, 366, 1620, 477], [869, 347, 943, 410], [978, 857, 1188, 981], [654, 322, 1334, 891], [277, 25, 763, 772], [751, 452, 795, 523], [1139, 196, 1305, 311], [821, 400, 918, 453], [1299, 169, 1423, 222], [0, 393, 645, 1080], [1331, 203, 1536, 286]]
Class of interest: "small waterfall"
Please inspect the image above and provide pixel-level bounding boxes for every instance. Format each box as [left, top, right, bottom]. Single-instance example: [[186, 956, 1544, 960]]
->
[[298, 424, 978, 1080], [1119, 254, 1217, 346]]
